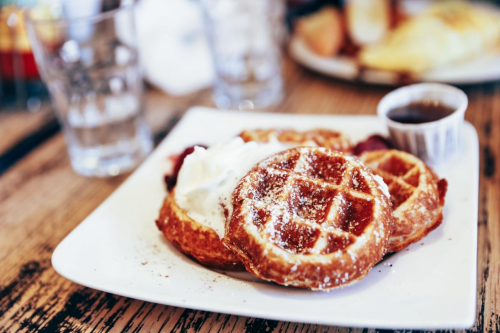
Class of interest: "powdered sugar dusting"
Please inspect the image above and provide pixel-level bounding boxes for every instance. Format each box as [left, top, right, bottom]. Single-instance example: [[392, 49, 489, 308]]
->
[[236, 147, 391, 265], [373, 174, 391, 199]]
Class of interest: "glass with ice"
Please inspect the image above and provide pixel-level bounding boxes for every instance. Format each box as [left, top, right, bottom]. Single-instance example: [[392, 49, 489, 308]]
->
[[25, 4, 152, 177]]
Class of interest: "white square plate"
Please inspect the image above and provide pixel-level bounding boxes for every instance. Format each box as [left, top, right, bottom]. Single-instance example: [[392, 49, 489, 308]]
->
[[52, 107, 479, 329]]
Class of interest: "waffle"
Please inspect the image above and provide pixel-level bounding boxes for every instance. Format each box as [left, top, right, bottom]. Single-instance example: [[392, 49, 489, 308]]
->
[[360, 150, 447, 252], [223, 147, 393, 290], [156, 192, 245, 270], [239, 128, 352, 153], [157, 130, 350, 272]]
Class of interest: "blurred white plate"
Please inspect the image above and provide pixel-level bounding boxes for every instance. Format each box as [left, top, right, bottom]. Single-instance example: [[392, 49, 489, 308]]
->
[[289, 36, 500, 85], [52, 107, 479, 329]]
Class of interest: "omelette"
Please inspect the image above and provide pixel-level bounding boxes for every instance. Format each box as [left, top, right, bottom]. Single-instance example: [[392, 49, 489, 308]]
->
[[359, 2, 500, 73]]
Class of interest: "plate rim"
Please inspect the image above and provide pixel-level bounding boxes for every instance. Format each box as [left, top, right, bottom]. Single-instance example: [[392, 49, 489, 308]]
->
[[289, 36, 500, 86]]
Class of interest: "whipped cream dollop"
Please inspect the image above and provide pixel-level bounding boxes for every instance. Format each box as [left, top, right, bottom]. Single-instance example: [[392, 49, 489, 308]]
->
[[175, 137, 288, 238]]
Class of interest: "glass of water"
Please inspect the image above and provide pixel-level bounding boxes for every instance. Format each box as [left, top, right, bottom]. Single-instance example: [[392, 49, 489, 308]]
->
[[200, 0, 285, 110], [25, 4, 153, 177]]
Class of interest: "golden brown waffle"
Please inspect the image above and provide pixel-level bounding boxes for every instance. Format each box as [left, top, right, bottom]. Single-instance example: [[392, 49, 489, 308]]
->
[[239, 128, 352, 153], [156, 192, 245, 270], [360, 150, 447, 252], [156, 129, 350, 272], [223, 147, 393, 290]]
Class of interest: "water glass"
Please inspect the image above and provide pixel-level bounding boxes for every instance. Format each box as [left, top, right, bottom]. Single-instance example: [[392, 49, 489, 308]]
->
[[25, 4, 153, 177], [200, 0, 285, 110]]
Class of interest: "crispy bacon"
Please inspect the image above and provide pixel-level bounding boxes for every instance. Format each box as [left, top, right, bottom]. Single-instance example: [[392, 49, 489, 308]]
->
[[353, 135, 393, 155]]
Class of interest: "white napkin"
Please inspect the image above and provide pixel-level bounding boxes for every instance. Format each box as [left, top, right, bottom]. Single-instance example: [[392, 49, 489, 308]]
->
[[135, 0, 215, 96]]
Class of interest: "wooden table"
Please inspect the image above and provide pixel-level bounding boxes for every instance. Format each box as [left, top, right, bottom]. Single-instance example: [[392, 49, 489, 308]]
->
[[0, 58, 498, 332]]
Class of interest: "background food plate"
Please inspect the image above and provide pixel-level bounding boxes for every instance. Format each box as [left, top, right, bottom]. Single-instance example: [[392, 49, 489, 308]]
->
[[289, 36, 500, 86], [52, 107, 479, 329]]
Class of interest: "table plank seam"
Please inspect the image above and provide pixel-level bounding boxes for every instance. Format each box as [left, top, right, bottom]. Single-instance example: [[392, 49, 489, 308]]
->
[[0, 117, 60, 176]]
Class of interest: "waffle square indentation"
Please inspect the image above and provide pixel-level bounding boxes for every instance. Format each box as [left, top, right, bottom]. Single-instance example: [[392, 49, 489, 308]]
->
[[334, 193, 375, 236], [287, 179, 337, 222]]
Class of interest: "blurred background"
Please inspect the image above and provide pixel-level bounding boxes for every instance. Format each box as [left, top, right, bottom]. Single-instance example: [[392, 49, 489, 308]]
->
[[2, 0, 500, 176], [2, 0, 500, 111]]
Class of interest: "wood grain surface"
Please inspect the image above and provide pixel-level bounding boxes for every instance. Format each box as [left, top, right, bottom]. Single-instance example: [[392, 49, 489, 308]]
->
[[0, 58, 498, 333]]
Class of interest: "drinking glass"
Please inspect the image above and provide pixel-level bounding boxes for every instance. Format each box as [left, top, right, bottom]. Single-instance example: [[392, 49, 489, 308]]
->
[[200, 0, 285, 110], [25, 4, 153, 177]]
